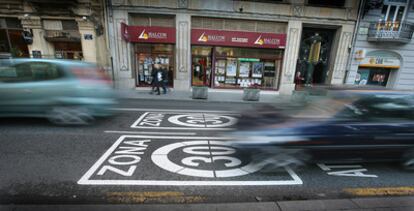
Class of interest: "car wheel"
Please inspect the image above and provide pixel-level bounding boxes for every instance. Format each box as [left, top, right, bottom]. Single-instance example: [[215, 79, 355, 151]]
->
[[48, 106, 94, 125], [402, 149, 414, 171]]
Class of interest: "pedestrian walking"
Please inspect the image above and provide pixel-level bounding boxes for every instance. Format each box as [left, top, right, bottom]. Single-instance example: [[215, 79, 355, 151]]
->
[[150, 63, 162, 95], [161, 66, 168, 94]]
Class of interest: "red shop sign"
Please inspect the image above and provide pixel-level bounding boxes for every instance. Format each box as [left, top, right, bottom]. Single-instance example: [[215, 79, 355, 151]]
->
[[121, 23, 176, 43], [191, 29, 286, 49]]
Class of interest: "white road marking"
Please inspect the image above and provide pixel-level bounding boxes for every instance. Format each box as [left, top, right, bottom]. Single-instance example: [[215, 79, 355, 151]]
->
[[317, 163, 363, 171], [131, 112, 238, 130], [113, 108, 238, 113], [327, 169, 378, 178], [78, 135, 303, 186], [167, 114, 238, 128], [104, 130, 197, 136], [317, 163, 378, 178]]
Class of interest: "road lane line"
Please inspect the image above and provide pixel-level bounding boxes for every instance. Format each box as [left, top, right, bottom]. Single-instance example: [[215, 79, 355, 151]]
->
[[344, 187, 414, 196], [113, 108, 237, 113], [104, 130, 197, 136]]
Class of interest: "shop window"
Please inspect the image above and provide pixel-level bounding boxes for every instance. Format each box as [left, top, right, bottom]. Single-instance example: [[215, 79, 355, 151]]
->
[[135, 44, 175, 87], [0, 18, 28, 58], [354, 68, 390, 86], [191, 46, 282, 90], [54, 42, 83, 60], [307, 0, 345, 7], [8, 30, 29, 57]]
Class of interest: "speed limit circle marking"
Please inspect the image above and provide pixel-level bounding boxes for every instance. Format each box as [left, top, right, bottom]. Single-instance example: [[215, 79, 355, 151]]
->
[[167, 114, 237, 128], [151, 140, 264, 178], [79, 135, 303, 186], [130, 112, 239, 130]]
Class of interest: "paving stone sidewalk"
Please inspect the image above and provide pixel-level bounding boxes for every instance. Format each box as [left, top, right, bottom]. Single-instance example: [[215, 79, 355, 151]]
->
[[116, 89, 289, 104]]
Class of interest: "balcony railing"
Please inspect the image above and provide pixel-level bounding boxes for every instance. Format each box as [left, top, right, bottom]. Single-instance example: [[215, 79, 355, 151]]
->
[[367, 21, 414, 43]]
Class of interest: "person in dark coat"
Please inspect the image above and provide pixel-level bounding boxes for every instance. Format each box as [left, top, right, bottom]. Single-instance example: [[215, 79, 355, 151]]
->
[[151, 63, 162, 95], [161, 66, 168, 94]]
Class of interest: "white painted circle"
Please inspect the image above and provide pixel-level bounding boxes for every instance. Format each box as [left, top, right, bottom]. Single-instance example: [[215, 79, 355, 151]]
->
[[167, 114, 237, 128], [151, 141, 264, 178]]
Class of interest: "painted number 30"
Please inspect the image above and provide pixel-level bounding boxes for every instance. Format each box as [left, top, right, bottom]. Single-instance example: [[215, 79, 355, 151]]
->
[[151, 141, 263, 178], [181, 146, 241, 168]]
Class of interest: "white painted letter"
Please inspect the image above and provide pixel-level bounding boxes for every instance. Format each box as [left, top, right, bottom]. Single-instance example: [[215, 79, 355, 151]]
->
[[108, 155, 141, 165], [327, 169, 378, 178], [97, 165, 137, 176]]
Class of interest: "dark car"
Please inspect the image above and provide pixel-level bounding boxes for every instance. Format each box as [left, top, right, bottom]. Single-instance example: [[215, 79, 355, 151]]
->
[[230, 91, 414, 170]]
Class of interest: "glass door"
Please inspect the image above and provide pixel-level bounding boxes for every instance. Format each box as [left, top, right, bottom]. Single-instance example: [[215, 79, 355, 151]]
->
[[191, 46, 213, 87], [381, 2, 407, 31]]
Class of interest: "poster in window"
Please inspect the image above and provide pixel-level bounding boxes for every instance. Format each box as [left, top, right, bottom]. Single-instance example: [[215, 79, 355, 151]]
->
[[226, 59, 237, 77], [252, 62, 263, 78], [355, 70, 369, 85], [216, 66, 225, 75], [239, 62, 250, 77], [264, 62, 275, 77], [215, 60, 226, 75]]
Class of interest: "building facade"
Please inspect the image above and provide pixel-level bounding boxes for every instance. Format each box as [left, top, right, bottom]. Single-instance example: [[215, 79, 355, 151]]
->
[[346, 0, 414, 90], [0, 0, 108, 67], [108, 0, 360, 94]]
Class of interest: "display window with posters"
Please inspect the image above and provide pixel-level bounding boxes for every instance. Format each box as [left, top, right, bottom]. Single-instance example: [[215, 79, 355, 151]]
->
[[190, 29, 286, 90], [355, 68, 391, 87], [212, 47, 283, 89]]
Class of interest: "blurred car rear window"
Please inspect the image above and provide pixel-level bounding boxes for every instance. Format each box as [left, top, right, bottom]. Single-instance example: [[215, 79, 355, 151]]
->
[[0, 61, 64, 83]]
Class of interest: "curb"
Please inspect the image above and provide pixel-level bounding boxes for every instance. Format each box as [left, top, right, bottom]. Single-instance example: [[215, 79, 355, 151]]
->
[[2, 196, 414, 211]]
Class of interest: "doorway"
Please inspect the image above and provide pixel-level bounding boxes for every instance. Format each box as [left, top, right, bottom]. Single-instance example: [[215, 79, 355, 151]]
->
[[295, 27, 336, 87], [191, 46, 213, 87]]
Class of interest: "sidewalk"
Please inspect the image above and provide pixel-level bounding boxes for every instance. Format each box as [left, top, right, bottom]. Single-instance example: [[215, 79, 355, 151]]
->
[[1, 196, 414, 211], [117, 88, 289, 104]]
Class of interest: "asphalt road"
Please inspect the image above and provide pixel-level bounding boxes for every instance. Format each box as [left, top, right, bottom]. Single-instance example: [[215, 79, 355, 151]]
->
[[1, 99, 414, 205]]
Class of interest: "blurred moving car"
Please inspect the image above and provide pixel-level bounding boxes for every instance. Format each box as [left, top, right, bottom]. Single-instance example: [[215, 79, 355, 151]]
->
[[0, 59, 117, 125], [230, 90, 414, 170]]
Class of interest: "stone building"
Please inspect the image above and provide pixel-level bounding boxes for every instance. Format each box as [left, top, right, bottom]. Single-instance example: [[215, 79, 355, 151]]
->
[[0, 0, 108, 68], [108, 0, 360, 94], [345, 0, 414, 90]]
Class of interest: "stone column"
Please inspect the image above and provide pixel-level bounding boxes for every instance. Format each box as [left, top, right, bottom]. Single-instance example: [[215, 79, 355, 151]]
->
[[76, 18, 98, 63], [279, 20, 302, 95], [174, 13, 191, 91], [330, 24, 354, 84], [109, 10, 135, 89], [19, 16, 54, 58]]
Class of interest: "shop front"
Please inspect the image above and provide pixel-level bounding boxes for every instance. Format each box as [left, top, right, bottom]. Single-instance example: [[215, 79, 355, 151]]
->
[[0, 18, 29, 58], [121, 23, 175, 87], [354, 51, 401, 87], [191, 29, 286, 90]]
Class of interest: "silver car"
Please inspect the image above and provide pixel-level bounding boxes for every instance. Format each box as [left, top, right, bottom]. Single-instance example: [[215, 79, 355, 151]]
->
[[0, 59, 117, 125]]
